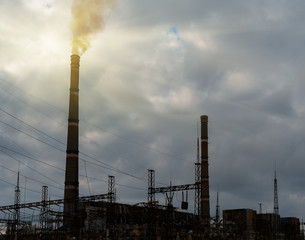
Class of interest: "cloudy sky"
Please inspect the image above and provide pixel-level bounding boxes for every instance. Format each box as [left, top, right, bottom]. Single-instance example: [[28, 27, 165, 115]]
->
[[1, 0, 305, 222]]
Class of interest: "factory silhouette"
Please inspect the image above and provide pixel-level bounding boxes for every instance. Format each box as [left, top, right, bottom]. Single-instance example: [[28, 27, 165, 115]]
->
[[0, 54, 303, 240]]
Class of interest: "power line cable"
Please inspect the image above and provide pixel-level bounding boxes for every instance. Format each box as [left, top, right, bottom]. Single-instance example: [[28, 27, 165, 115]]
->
[[83, 120, 186, 162], [0, 107, 65, 146], [0, 144, 64, 173], [0, 176, 59, 197], [0, 149, 63, 187], [0, 78, 66, 114], [0, 105, 151, 184], [0, 137, 149, 193], [0, 163, 63, 191], [0, 78, 186, 164], [0, 119, 65, 152], [83, 160, 91, 195], [0, 81, 169, 187]]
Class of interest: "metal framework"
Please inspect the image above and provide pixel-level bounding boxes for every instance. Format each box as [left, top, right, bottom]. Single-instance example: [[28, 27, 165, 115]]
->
[[108, 176, 115, 204], [152, 183, 199, 194], [147, 170, 156, 240], [274, 168, 279, 215], [13, 172, 20, 239], [194, 137, 201, 217], [40, 186, 49, 238], [0, 193, 110, 212], [107, 176, 116, 239], [147, 169, 201, 239], [148, 170, 155, 204]]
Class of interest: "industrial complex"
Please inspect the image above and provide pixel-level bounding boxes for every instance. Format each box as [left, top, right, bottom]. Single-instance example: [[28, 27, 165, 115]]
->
[[0, 54, 303, 240]]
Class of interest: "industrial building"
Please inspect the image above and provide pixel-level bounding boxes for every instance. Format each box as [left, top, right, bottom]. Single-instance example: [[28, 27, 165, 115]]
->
[[222, 208, 256, 239], [222, 209, 302, 240]]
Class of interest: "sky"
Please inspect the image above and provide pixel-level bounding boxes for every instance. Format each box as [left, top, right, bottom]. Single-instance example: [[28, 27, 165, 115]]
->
[[1, 0, 305, 222]]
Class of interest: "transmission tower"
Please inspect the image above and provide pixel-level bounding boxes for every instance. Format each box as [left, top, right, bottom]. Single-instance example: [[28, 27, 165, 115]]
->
[[40, 186, 49, 239], [148, 169, 155, 204], [215, 190, 220, 223], [147, 169, 156, 240], [108, 176, 115, 204], [13, 172, 20, 239], [274, 165, 279, 215], [194, 136, 201, 217], [107, 176, 116, 239], [214, 190, 222, 237]]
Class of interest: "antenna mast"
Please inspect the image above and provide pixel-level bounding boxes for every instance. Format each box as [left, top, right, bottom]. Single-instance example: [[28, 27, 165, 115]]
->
[[216, 190, 220, 223], [274, 162, 279, 215]]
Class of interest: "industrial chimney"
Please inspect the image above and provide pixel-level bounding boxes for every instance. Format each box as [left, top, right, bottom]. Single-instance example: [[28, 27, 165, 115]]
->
[[64, 54, 80, 233], [200, 115, 210, 222]]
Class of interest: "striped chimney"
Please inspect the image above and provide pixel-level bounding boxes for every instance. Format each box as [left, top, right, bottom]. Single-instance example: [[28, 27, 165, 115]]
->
[[200, 115, 210, 222], [64, 54, 80, 231]]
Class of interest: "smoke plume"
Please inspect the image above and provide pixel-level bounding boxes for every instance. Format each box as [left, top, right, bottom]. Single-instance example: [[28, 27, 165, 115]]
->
[[70, 0, 116, 55]]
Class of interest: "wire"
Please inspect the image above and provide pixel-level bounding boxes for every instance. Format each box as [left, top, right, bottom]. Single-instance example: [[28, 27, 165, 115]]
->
[[0, 79, 150, 173], [0, 119, 65, 152], [0, 78, 66, 114], [0, 177, 51, 196], [0, 105, 150, 185], [0, 79, 171, 191], [79, 152, 147, 183], [0, 111, 138, 182], [0, 149, 63, 187], [0, 77, 187, 166], [0, 107, 65, 146], [0, 163, 63, 191], [0, 144, 64, 172], [83, 120, 186, 162], [83, 160, 91, 195]]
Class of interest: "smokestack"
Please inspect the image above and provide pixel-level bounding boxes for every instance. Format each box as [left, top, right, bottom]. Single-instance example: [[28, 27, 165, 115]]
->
[[64, 54, 80, 232], [200, 115, 210, 222]]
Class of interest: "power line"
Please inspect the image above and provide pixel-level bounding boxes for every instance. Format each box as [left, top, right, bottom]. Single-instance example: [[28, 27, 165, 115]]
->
[[0, 144, 64, 173], [0, 163, 63, 191], [0, 78, 186, 165], [0, 140, 148, 194], [0, 176, 61, 198], [0, 105, 150, 184], [0, 78, 66, 114], [0, 79, 169, 189], [0, 119, 65, 152], [0, 149, 63, 187], [0, 107, 65, 146], [84, 120, 186, 162], [83, 160, 91, 195]]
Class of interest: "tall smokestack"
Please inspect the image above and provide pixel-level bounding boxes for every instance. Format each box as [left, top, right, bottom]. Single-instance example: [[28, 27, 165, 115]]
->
[[64, 54, 80, 232], [200, 115, 210, 222]]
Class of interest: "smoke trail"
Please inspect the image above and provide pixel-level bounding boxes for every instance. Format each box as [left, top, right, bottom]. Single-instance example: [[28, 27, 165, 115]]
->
[[70, 0, 116, 55]]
